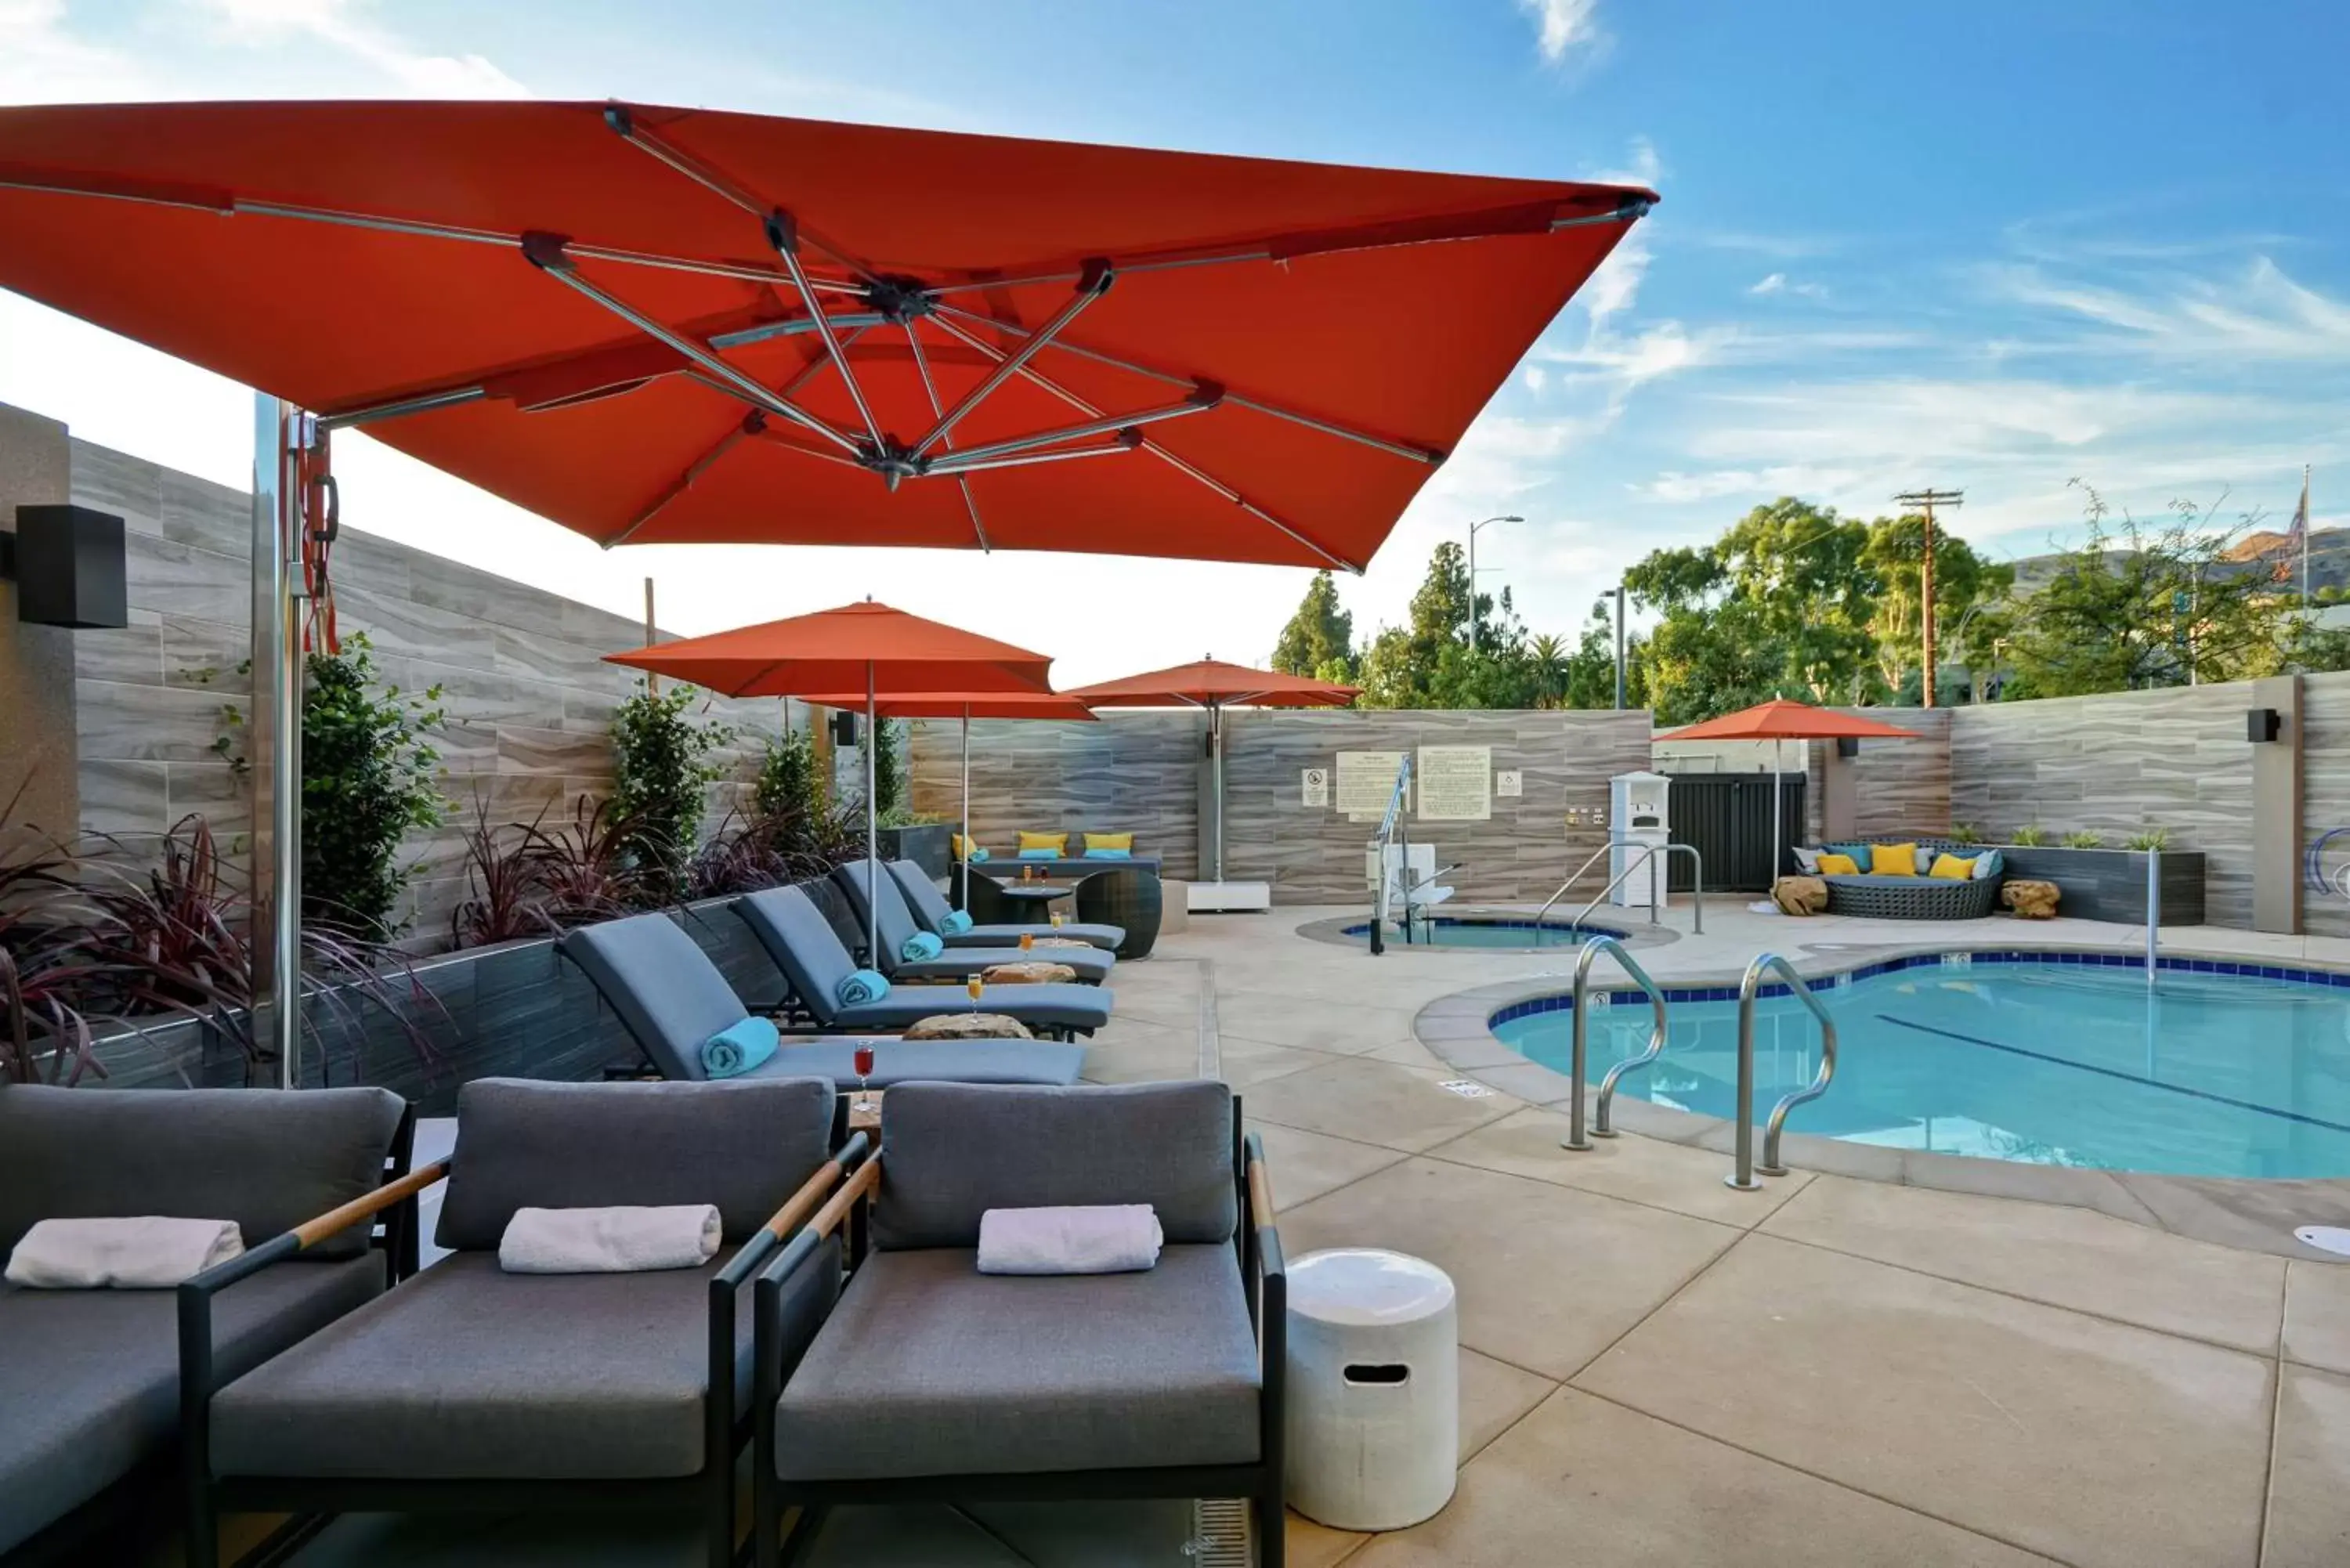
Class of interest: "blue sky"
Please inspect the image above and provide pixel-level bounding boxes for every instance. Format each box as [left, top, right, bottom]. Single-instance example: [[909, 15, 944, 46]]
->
[[2, 0, 2345, 680]]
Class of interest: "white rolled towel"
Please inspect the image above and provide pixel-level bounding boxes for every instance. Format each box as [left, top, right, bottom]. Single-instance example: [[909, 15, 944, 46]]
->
[[978, 1204, 1163, 1275], [498, 1205, 721, 1274], [5, 1216, 244, 1289]]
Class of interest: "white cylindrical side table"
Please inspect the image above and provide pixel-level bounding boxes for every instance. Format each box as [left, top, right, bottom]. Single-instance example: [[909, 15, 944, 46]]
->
[[1284, 1248, 1458, 1531]]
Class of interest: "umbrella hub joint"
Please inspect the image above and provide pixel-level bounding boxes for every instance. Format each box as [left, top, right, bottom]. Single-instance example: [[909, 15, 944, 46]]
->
[[862, 274, 936, 324]]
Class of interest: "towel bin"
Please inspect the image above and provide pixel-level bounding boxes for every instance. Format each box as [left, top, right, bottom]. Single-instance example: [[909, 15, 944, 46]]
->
[[1284, 1247, 1458, 1531]]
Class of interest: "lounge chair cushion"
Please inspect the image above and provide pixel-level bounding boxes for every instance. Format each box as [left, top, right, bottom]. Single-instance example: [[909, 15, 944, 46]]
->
[[0, 1255, 383, 1554], [874, 1082, 1235, 1250], [837, 858, 1112, 982], [891, 945, 1113, 985], [558, 912, 750, 1081], [210, 1242, 837, 1481], [833, 982, 1111, 1036], [435, 1077, 833, 1251], [884, 861, 1123, 952], [0, 1084, 404, 1263], [771, 1244, 1258, 1481], [736, 885, 862, 1024], [765, 1039, 1086, 1087]]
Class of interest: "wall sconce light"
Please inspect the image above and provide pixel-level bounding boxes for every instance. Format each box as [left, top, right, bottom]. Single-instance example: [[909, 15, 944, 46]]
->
[[2247, 708, 2283, 743], [2, 505, 128, 629], [1835, 737, 1860, 759], [828, 710, 861, 747]]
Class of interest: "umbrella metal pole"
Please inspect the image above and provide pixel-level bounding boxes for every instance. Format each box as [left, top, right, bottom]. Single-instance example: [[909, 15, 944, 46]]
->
[[1210, 703, 1225, 883], [866, 667, 879, 966], [254, 395, 303, 1089], [1771, 739, 1783, 901], [960, 712, 971, 910]]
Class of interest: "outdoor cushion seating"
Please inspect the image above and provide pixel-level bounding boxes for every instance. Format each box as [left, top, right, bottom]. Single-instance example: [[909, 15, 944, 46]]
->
[[888, 859, 1124, 952], [749, 1080, 1285, 1566], [829, 859, 1114, 984], [1817, 838, 2001, 919], [735, 884, 1112, 1039], [0, 1082, 410, 1564], [1074, 865, 1165, 959], [197, 1077, 853, 1568], [559, 911, 1083, 1086]]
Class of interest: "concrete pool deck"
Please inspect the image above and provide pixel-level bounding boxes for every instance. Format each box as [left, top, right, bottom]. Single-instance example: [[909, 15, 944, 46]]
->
[[1113, 900, 2350, 1568]]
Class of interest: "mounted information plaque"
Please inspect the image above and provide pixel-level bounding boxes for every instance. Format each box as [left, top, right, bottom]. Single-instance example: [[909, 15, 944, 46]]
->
[[1416, 745, 1491, 821]]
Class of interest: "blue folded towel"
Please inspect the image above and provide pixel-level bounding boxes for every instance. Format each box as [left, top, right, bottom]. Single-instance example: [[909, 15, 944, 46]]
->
[[837, 969, 890, 1006], [967, 846, 991, 862], [702, 1017, 779, 1079], [941, 910, 974, 934], [901, 930, 944, 963], [1017, 847, 1059, 861]]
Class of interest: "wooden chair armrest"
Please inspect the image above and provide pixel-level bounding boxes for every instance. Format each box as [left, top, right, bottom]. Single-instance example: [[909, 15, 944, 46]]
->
[[292, 1158, 450, 1251]]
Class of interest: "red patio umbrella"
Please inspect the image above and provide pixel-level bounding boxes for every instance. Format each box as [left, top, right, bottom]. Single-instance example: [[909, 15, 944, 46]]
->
[[1655, 699, 1920, 889], [794, 691, 1098, 905], [607, 603, 1054, 959], [1065, 659, 1358, 894]]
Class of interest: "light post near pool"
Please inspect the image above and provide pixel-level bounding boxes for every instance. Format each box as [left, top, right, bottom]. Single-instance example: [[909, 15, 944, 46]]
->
[[1466, 514, 1523, 651]]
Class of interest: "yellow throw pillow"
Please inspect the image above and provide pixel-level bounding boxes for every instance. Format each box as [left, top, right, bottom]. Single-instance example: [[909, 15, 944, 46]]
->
[[1871, 842, 1919, 876], [1817, 853, 1860, 876], [1083, 832, 1133, 853], [952, 833, 978, 860], [1017, 830, 1066, 854], [1929, 852, 1976, 882]]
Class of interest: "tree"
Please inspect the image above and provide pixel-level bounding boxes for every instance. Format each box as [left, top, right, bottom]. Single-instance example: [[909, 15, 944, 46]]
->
[[1859, 515, 2015, 699], [1560, 598, 1648, 709], [1526, 634, 1568, 707], [1354, 544, 1548, 709], [1271, 570, 1356, 681], [609, 681, 733, 901]]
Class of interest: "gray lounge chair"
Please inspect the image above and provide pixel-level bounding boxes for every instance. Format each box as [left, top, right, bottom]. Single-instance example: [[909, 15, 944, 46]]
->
[[749, 1081, 1285, 1567], [886, 858, 1124, 952], [195, 1077, 855, 1568], [735, 885, 1113, 1040], [0, 1084, 410, 1567], [558, 912, 1086, 1087], [830, 859, 1115, 984]]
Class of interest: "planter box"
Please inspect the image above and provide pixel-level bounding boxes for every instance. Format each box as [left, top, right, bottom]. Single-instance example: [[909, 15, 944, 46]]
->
[[1997, 847, 2205, 926], [79, 884, 833, 1111], [877, 822, 953, 880]]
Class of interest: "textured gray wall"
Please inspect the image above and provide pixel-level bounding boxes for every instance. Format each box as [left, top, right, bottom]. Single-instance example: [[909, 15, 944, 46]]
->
[[63, 431, 797, 946], [910, 707, 1653, 905], [0, 404, 78, 837]]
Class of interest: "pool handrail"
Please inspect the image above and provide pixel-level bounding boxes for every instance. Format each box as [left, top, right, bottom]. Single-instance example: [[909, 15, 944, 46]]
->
[[1538, 842, 1704, 936], [1560, 936, 1670, 1151], [1726, 952, 1838, 1190], [1365, 753, 1413, 956]]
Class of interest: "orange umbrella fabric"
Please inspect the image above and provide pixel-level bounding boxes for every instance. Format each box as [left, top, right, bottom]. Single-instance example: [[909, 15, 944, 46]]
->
[[606, 601, 1052, 697], [796, 691, 1095, 721], [0, 99, 1652, 572], [1655, 699, 1921, 742], [1065, 658, 1358, 708]]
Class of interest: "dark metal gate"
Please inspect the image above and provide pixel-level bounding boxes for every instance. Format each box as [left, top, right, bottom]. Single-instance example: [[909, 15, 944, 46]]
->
[[1665, 773, 1806, 893]]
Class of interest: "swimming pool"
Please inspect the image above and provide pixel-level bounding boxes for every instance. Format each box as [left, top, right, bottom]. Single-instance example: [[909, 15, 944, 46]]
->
[[1489, 952, 2350, 1179], [1338, 915, 1628, 952]]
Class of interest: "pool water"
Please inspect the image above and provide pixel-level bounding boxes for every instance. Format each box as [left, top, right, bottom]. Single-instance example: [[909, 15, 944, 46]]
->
[[1491, 959, 2350, 1178], [1343, 916, 1622, 951]]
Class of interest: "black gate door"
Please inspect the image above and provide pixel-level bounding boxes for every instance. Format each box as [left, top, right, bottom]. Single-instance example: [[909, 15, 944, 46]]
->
[[1665, 773, 1806, 893]]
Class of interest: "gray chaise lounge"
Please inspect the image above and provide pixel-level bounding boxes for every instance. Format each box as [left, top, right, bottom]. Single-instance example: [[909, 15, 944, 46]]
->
[[830, 859, 1115, 983], [0, 1084, 410, 1567], [559, 912, 1086, 1086], [735, 885, 1113, 1040], [195, 1078, 854, 1568], [887, 858, 1124, 953], [749, 1081, 1285, 1566]]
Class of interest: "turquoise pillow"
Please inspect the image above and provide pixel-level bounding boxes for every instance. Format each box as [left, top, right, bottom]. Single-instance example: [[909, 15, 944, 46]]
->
[[1017, 847, 1060, 860], [1972, 848, 2005, 880], [702, 1016, 779, 1079], [1089, 847, 1132, 860], [837, 969, 889, 1006], [1826, 842, 1874, 873], [967, 846, 991, 862]]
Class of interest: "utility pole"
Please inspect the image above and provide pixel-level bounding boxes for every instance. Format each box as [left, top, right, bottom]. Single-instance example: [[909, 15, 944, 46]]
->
[[1894, 488, 1963, 706], [1613, 583, 1628, 710], [1466, 514, 1523, 651], [642, 576, 659, 692]]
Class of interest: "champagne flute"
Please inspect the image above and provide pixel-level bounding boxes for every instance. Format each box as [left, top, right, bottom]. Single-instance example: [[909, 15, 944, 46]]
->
[[966, 973, 984, 1010], [851, 1043, 876, 1116], [1019, 930, 1035, 952]]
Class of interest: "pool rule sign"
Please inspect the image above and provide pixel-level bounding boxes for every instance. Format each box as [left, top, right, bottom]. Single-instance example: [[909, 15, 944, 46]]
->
[[1301, 767, 1329, 807], [1416, 746, 1492, 821]]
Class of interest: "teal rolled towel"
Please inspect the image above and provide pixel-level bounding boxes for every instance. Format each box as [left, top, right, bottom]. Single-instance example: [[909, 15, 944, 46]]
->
[[901, 930, 944, 963], [969, 846, 991, 862], [703, 1017, 779, 1079], [941, 910, 974, 934], [837, 968, 890, 1006]]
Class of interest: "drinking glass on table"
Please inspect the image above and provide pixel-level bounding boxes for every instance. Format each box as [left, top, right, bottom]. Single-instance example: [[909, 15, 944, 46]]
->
[[1019, 930, 1035, 952], [966, 974, 984, 1009], [851, 1043, 877, 1117]]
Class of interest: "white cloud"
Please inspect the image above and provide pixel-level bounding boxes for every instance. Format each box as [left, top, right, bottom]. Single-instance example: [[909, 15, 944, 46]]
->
[[1521, 365, 1548, 394], [1993, 255, 2350, 362], [0, 0, 154, 102], [1749, 272, 1828, 299], [1577, 226, 1650, 332], [1548, 320, 1734, 397], [1750, 272, 1785, 296], [1517, 0, 1603, 65], [197, 0, 527, 97]]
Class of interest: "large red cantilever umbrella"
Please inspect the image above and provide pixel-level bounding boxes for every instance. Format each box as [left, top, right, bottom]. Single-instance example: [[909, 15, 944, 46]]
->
[[0, 96, 1649, 1075], [606, 602, 1054, 960], [794, 691, 1098, 905], [1065, 659, 1358, 901], [1654, 699, 1919, 892]]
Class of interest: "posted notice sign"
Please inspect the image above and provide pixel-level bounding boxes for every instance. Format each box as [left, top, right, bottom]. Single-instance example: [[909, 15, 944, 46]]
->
[[1336, 750, 1407, 819], [1301, 767, 1329, 807], [1416, 746, 1492, 821]]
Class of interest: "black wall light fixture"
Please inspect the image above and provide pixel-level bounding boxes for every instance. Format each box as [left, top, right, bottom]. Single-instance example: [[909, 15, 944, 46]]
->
[[2247, 707, 2283, 744], [2, 504, 128, 629], [828, 709, 861, 747]]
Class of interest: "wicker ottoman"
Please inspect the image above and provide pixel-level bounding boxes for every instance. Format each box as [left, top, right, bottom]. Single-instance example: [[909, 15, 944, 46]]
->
[[2001, 880, 2061, 919], [1076, 867, 1166, 959]]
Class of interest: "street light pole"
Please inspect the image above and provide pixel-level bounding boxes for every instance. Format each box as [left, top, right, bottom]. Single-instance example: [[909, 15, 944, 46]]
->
[[1466, 514, 1524, 651]]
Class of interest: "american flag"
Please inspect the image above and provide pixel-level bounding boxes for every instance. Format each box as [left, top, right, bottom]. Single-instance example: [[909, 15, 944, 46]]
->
[[2279, 468, 2310, 591]]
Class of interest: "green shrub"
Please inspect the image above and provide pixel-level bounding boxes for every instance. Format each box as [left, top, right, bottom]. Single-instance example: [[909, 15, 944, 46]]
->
[[2010, 824, 2047, 847], [609, 682, 732, 901], [2060, 829, 2104, 849], [754, 725, 824, 825], [1950, 822, 1983, 846], [299, 634, 447, 938], [2124, 827, 2171, 852]]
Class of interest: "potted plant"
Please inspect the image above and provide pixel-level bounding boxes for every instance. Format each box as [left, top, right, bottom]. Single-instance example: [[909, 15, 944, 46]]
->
[[1994, 822, 2204, 924]]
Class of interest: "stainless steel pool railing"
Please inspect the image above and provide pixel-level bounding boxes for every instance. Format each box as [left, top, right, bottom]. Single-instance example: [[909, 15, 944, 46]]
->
[[1726, 952, 1840, 1191], [1531, 841, 1705, 935], [1560, 936, 1671, 1151], [1365, 753, 1413, 957]]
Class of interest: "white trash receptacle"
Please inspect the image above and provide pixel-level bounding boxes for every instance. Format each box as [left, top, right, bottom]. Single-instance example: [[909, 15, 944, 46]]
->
[[1285, 1248, 1458, 1532]]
